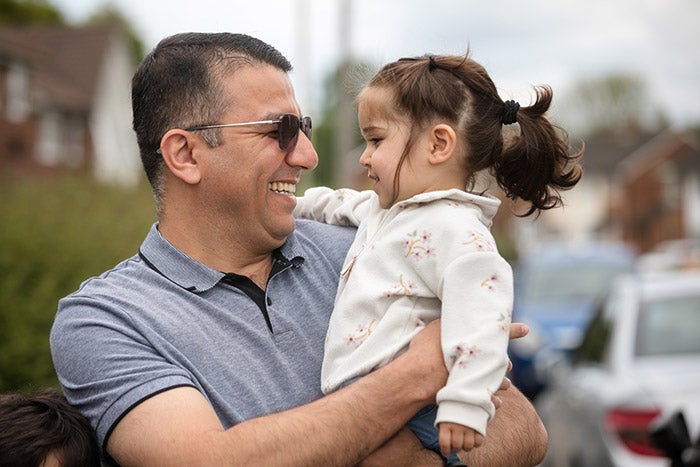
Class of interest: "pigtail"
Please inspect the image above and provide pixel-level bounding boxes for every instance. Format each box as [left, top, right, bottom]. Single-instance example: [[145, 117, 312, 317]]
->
[[364, 52, 582, 215], [494, 85, 583, 217]]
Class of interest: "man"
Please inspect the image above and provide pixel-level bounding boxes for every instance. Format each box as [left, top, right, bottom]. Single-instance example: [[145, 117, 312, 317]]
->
[[51, 32, 546, 466]]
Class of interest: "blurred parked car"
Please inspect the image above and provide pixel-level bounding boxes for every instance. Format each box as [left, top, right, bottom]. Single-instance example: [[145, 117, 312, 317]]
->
[[508, 242, 636, 399], [637, 238, 700, 273], [536, 270, 700, 467]]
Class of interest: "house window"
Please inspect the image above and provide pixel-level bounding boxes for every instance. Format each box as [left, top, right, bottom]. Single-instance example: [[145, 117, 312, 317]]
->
[[656, 161, 679, 208], [37, 111, 61, 166], [37, 111, 85, 167], [5, 63, 30, 123]]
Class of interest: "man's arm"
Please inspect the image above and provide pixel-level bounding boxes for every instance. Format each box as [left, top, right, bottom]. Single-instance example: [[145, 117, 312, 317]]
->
[[108, 321, 447, 466], [355, 379, 547, 467], [107, 322, 546, 466], [357, 323, 547, 467], [459, 383, 548, 466]]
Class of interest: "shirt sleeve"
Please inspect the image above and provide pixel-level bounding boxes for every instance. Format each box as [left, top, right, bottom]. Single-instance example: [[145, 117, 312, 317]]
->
[[50, 292, 196, 449], [294, 187, 374, 227]]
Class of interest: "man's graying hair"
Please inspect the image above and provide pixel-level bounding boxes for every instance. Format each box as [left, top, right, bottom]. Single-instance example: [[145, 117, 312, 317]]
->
[[131, 32, 292, 208]]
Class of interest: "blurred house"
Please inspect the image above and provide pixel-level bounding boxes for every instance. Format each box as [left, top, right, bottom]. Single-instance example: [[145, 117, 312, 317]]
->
[[0, 24, 140, 186], [511, 130, 700, 255], [614, 131, 700, 253]]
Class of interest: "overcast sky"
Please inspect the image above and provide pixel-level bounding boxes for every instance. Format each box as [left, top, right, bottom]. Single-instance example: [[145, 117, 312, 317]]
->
[[55, 0, 700, 130]]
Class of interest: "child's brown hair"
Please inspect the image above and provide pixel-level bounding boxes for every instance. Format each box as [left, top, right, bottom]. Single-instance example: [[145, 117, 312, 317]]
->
[[360, 52, 583, 215]]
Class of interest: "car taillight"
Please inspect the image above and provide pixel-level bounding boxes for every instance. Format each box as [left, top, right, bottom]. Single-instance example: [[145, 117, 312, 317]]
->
[[605, 408, 664, 457]]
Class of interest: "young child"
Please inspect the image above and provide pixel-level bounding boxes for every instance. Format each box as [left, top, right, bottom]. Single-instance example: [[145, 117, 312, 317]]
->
[[0, 387, 100, 467], [295, 52, 583, 462]]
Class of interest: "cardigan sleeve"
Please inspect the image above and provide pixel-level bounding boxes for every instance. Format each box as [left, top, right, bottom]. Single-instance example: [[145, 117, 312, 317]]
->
[[402, 203, 513, 436], [434, 249, 513, 436], [294, 187, 374, 227]]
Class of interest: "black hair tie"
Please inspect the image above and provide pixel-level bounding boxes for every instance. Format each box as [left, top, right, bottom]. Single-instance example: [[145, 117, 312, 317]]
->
[[502, 100, 520, 125], [428, 55, 438, 71]]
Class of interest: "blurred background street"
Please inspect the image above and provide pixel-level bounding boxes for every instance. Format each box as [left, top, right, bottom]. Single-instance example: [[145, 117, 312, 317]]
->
[[1, 1, 698, 465]]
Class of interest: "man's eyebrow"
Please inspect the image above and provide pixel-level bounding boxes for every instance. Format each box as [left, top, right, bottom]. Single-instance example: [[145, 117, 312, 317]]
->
[[261, 111, 302, 120], [259, 112, 283, 121]]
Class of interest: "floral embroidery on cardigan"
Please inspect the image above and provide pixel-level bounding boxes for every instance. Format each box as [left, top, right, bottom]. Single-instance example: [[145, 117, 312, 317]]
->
[[481, 273, 499, 291], [463, 230, 496, 251], [449, 342, 482, 368], [498, 309, 512, 333], [344, 319, 376, 347], [384, 274, 416, 297], [402, 230, 435, 260]]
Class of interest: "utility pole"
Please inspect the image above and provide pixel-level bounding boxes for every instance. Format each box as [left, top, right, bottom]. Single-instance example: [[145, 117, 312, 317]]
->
[[334, 0, 359, 188]]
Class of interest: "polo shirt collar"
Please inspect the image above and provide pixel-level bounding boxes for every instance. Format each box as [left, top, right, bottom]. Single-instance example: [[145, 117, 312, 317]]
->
[[138, 223, 304, 293]]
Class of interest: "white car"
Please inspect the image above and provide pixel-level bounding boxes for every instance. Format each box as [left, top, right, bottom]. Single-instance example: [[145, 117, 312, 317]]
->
[[536, 270, 700, 467]]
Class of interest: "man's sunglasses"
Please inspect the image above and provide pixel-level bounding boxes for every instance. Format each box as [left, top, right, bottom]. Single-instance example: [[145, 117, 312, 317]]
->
[[185, 114, 312, 152]]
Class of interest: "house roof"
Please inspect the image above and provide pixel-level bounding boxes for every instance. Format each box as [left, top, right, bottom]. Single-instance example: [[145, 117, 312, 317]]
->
[[617, 130, 700, 182], [0, 25, 118, 112], [578, 132, 659, 174]]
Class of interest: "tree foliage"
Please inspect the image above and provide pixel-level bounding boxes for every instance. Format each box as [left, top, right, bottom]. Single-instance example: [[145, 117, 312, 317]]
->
[[0, 0, 63, 24], [0, 0, 145, 66], [312, 60, 374, 188], [86, 4, 146, 66], [0, 174, 155, 392], [560, 72, 669, 138]]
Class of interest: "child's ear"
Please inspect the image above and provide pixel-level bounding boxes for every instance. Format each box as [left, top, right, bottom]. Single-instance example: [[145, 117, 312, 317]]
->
[[428, 124, 457, 165], [159, 129, 202, 185]]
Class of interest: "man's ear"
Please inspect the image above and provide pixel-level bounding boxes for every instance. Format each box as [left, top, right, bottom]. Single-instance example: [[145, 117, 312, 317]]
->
[[159, 129, 202, 185], [428, 124, 457, 165]]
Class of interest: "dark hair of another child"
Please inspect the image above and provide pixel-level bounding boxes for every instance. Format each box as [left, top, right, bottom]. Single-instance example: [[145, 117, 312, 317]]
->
[[0, 387, 100, 467]]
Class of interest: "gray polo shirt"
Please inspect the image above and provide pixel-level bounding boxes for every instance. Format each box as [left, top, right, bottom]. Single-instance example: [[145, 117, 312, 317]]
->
[[50, 219, 356, 452]]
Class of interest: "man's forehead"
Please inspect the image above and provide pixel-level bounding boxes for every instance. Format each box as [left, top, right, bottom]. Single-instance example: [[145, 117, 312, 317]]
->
[[219, 65, 300, 118]]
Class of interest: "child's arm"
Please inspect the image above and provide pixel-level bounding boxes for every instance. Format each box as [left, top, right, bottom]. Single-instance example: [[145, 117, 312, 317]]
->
[[435, 246, 513, 437], [405, 204, 513, 440], [294, 187, 374, 227], [438, 422, 484, 458]]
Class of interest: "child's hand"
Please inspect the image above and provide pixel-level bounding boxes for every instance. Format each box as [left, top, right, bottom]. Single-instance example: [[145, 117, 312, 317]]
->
[[438, 422, 484, 458]]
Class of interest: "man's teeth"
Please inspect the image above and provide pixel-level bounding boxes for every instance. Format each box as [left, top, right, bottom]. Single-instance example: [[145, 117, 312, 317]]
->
[[269, 182, 296, 195]]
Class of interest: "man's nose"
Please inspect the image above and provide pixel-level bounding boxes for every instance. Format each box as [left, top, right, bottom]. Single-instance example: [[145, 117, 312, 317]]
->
[[287, 132, 318, 170]]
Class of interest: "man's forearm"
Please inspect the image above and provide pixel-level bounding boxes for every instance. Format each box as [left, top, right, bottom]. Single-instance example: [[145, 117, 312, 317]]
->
[[108, 322, 446, 466], [109, 358, 436, 466], [356, 428, 443, 467], [458, 386, 547, 467], [232, 347, 441, 466]]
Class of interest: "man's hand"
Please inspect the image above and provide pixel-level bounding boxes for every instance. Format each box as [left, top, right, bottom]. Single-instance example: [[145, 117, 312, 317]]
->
[[509, 322, 529, 340], [404, 319, 449, 400]]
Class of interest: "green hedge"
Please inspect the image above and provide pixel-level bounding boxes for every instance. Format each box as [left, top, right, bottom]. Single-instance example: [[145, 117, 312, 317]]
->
[[0, 172, 518, 393], [0, 173, 155, 392]]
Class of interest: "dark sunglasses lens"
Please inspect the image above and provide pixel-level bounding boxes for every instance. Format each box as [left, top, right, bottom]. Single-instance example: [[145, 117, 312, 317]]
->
[[278, 114, 299, 151], [278, 114, 312, 151], [301, 116, 312, 139]]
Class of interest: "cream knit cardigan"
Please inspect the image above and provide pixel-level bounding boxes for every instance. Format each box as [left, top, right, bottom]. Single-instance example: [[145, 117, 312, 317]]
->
[[295, 187, 513, 435]]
